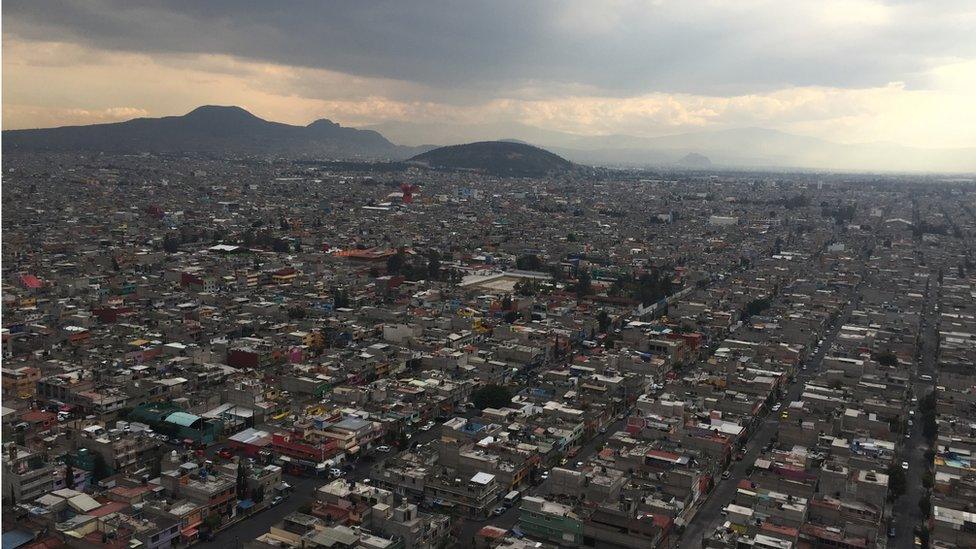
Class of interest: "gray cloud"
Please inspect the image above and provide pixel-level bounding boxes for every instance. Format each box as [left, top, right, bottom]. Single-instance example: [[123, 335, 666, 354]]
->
[[5, 0, 975, 100]]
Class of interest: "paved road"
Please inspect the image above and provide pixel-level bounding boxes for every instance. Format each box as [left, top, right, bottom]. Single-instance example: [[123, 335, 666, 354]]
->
[[678, 292, 861, 549], [888, 278, 939, 549], [456, 412, 633, 543], [194, 425, 444, 548]]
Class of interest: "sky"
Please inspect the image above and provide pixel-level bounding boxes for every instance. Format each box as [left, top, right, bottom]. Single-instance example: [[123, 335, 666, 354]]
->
[[3, 0, 976, 150]]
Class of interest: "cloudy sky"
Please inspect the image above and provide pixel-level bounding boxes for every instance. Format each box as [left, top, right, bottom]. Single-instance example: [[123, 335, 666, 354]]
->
[[3, 0, 976, 148]]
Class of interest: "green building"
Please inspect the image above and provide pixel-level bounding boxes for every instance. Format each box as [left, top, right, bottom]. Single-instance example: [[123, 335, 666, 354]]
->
[[129, 403, 222, 444], [518, 495, 583, 546]]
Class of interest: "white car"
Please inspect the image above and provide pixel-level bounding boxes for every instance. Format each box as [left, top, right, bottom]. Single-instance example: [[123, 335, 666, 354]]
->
[[376, 445, 391, 453], [771, 404, 781, 412], [901, 461, 909, 470]]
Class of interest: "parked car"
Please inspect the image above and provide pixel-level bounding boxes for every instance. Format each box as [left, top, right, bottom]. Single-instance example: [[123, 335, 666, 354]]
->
[[493, 506, 507, 517], [721, 470, 731, 479], [771, 404, 781, 412], [271, 496, 283, 507], [901, 461, 909, 470], [217, 448, 234, 459], [330, 468, 345, 477], [376, 445, 391, 453]]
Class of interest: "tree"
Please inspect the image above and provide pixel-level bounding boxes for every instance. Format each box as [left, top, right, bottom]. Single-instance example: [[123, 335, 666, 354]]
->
[[597, 310, 611, 333], [886, 463, 906, 500], [576, 270, 592, 298], [472, 385, 512, 410], [386, 250, 405, 275], [92, 453, 112, 481], [514, 280, 538, 296], [874, 350, 898, 367], [288, 306, 307, 320], [236, 460, 249, 500], [204, 513, 222, 531], [64, 455, 76, 490], [919, 493, 931, 518], [427, 250, 442, 280], [516, 254, 543, 271], [922, 470, 934, 489], [162, 235, 180, 254], [272, 239, 290, 253], [743, 297, 771, 319]]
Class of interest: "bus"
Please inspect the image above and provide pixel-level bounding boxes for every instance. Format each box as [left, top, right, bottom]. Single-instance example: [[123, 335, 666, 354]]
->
[[503, 490, 521, 507]]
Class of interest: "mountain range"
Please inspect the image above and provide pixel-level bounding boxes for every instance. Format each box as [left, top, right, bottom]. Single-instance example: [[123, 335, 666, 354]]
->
[[4, 105, 974, 173], [369, 121, 976, 173], [2, 105, 431, 160]]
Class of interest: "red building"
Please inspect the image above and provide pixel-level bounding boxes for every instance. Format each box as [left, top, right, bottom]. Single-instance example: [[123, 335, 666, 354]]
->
[[272, 432, 339, 463]]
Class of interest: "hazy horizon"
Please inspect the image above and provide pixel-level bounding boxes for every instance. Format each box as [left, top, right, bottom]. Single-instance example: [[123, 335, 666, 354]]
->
[[3, 1, 976, 171]]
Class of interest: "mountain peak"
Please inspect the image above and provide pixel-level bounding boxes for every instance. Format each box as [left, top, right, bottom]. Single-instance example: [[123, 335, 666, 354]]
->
[[307, 118, 340, 130], [183, 105, 262, 122]]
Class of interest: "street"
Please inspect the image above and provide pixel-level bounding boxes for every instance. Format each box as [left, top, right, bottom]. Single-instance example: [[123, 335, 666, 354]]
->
[[194, 425, 444, 548], [457, 412, 633, 542], [888, 278, 939, 549], [678, 292, 862, 549]]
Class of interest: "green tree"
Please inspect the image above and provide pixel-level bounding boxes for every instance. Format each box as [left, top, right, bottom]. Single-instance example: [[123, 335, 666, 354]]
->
[[472, 385, 513, 410], [386, 249, 405, 274], [162, 235, 180, 254], [922, 470, 934, 489], [576, 270, 592, 298], [874, 350, 898, 367], [516, 254, 543, 271], [886, 463, 906, 500], [597, 310, 611, 333], [92, 453, 112, 481], [64, 455, 76, 490], [743, 297, 771, 318], [919, 493, 931, 518], [236, 460, 249, 500], [427, 250, 442, 280]]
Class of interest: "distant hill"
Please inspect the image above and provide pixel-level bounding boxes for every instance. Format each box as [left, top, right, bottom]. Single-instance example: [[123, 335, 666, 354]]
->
[[2, 105, 430, 160], [679, 152, 712, 167], [369, 120, 976, 173], [409, 141, 572, 176]]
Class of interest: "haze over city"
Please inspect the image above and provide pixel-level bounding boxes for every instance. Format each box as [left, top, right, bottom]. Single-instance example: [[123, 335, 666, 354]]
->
[[3, 4, 976, 549]]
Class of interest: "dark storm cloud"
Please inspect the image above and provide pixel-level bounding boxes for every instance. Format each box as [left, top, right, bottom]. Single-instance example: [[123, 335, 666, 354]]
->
[[4, 0, 975, 98]]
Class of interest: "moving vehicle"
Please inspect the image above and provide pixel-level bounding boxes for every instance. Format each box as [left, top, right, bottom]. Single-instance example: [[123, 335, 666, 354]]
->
[[901, 461, 909, 470], [271, 496, 283, 507], [376, 445, 391, 453], [771, 403, 781, 412], [721, 470, 731, 479], [503, 490, 521, 507], [493, 506, 507, 517]]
